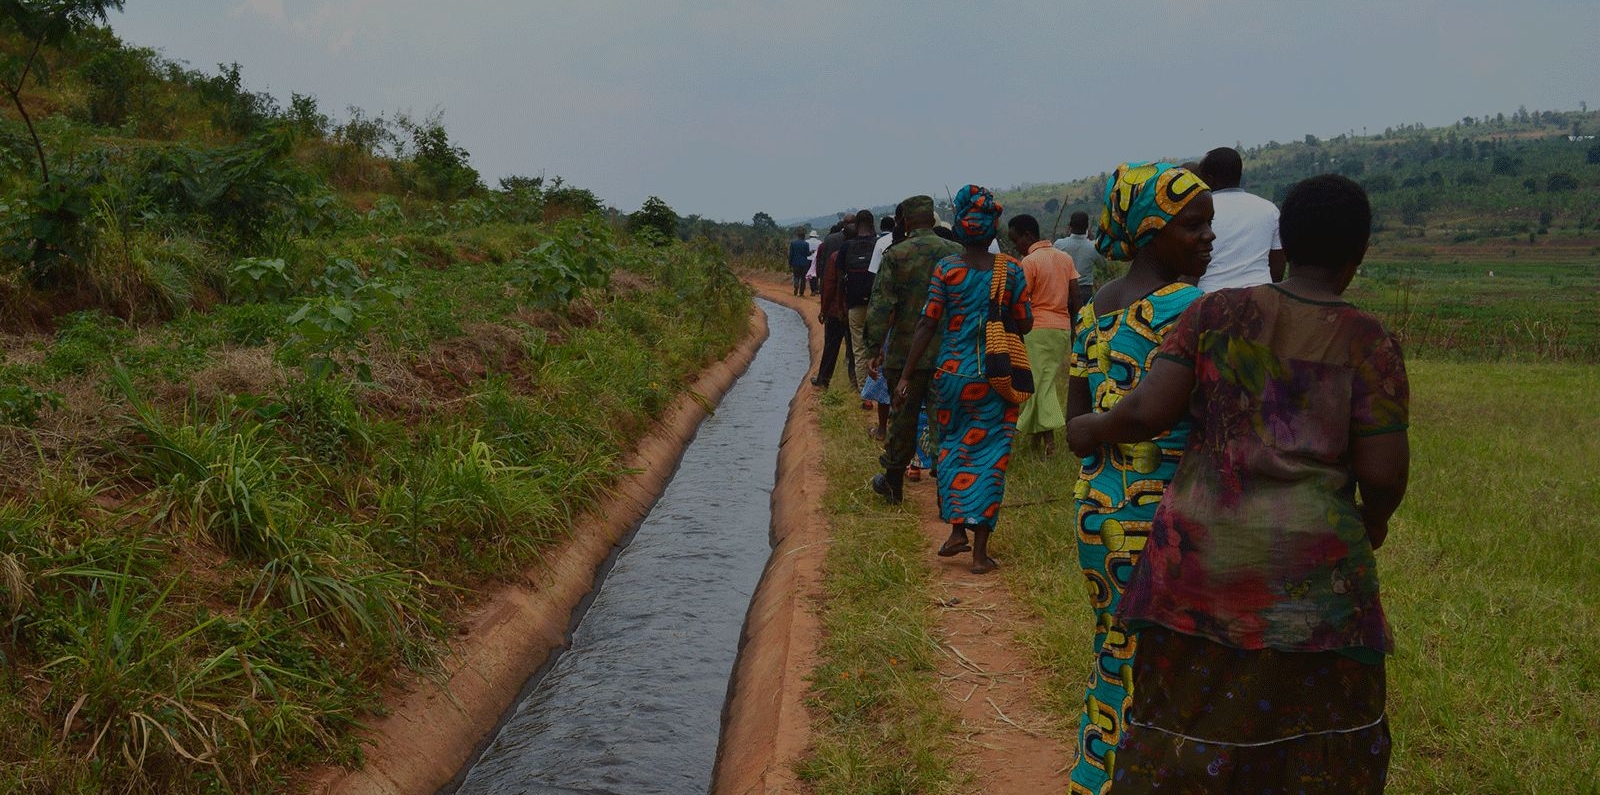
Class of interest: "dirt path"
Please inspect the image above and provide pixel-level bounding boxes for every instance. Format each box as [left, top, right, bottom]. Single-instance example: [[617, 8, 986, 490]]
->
[[736, 274, 1071, 794], [913, 479, 1072, 793]]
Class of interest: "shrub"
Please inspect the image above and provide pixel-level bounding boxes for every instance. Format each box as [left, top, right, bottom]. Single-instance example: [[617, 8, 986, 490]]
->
[[628, 196, 677, 243]]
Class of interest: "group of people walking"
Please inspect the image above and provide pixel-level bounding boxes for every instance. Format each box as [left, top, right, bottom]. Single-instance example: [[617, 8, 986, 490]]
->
[[794, 147, 1410, 793]]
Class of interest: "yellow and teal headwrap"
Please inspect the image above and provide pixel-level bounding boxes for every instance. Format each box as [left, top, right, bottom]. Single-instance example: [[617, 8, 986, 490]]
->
[[1096, 162, 1209, 261], [952, 184, 1003, 245]]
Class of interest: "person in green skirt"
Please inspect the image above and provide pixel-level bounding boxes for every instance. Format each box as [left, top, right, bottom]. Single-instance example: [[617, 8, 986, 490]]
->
[[1006, 213, 1079, 455]]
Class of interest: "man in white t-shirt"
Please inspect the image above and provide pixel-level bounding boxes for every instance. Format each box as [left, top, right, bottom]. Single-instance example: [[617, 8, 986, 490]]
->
[[1195, 147, 1284, 291], [867, 212, 895, 273]]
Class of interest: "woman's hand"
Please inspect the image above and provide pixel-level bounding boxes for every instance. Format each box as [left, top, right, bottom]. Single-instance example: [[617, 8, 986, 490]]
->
[[1359, 501, 1391, 550], [894, 377, 911, 403], [1066, 414, 1098, 457]]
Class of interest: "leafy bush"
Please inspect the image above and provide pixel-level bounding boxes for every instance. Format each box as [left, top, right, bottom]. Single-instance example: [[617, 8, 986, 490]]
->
[[507, 217, 615, 308], [0, 384, 63, 426], [228, 257, 293, 303], [283, 258, 410, 381]]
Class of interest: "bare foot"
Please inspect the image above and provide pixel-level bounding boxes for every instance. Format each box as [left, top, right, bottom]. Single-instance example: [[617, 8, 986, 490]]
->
[[969, 555, 999, 574], [938, 526, 970, 557]]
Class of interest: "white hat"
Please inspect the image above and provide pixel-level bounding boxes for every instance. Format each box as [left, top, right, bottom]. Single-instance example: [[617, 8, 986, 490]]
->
[[806, 229, 820, 238]]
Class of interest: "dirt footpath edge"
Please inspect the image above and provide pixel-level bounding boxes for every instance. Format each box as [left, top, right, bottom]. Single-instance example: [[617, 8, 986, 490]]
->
[[712, 279, 828, 795], [309, 303, 770, 795]]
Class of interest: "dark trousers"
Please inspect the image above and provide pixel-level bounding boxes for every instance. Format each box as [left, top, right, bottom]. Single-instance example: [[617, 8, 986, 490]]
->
[[791, 267, 808, 294], [816, 317, 856, 388], [881, 366, 934, 470]]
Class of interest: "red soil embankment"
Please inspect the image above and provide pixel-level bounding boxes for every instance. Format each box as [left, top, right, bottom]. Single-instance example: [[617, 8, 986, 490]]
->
[[309, 303, 770, 795]]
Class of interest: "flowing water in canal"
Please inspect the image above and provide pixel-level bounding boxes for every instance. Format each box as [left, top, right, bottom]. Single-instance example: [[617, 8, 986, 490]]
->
[[448, 298, 807, 795]]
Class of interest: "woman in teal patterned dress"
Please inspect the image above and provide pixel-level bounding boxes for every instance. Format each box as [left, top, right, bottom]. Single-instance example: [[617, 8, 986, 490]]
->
[[1064, 162, 1213, 793], [897, 185, 1032, 574]]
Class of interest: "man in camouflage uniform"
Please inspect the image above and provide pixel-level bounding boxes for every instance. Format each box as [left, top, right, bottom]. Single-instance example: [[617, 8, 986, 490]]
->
[[863, 194, 961, 503]]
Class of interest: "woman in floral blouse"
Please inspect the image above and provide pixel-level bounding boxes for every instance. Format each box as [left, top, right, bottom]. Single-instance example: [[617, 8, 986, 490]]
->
[[1067, 174, 1409, 793]]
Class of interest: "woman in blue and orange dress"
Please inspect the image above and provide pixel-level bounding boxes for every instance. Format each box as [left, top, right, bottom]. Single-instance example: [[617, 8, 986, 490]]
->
[[1064, 162, 1214, 793], [896, 185, 1032, 574]]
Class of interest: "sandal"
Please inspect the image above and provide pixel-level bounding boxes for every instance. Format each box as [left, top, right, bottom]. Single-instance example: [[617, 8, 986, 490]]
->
[[937, 540, 972, 557], [906, 466, 922, 482], [866, 426, 885, 442]]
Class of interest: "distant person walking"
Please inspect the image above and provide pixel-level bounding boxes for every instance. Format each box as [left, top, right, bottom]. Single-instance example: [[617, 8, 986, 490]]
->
[[897, 185, 1032, 574], [1006, 213, 1077, 455], [864, 195, 961, 503], [840, 210, 880, 396], [1066, 174, 1405, 794], [1064, 161, 1212, 793], [1054, 211, 1106, 316], [805, 229, 822, 295], [812, 216, 859, 389], [1194, 146, 1284, 291], [787, 228, 812, 296]]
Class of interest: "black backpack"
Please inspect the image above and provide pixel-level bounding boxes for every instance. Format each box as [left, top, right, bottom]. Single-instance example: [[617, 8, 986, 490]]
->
[[841, 237, 876, 307]]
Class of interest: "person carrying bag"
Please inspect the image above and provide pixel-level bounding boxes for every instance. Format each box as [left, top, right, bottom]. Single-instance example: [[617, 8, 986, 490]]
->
[[985, 253, 1034, 404]]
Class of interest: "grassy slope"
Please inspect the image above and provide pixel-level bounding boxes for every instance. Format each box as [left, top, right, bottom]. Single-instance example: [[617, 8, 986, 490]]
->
[[0, 230, 751, 792]]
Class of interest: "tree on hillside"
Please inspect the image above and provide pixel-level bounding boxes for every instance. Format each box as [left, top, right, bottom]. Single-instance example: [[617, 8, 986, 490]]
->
[[396, 111, 480, 200], [629, 196, 677, 244], [751, 211, 776, 231], [0, 0, 126, 183], [1546, 172, 1579, 192]]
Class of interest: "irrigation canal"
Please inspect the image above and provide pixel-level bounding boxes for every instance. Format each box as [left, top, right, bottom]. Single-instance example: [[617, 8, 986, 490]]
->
[[446, 298, 808, 795]]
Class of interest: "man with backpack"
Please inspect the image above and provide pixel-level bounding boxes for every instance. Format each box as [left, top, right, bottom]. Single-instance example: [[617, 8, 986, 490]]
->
[[839, 209, 879, 393]]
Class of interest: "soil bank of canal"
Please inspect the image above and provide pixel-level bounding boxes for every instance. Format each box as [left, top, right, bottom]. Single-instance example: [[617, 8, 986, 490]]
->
[[311, 279, 832, 795]]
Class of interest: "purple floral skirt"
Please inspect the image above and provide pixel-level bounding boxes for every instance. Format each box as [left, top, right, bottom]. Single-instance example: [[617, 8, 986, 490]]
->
[[1112, 626, 1390, 794]]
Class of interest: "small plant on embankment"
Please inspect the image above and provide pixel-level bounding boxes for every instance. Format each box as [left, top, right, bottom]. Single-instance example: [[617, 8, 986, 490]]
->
[[795, 392, 960, 795]]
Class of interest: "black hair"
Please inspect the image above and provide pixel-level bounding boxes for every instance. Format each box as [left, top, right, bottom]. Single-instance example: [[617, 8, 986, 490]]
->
[[1006, 213, 1040, 238], [1198, 147, 1243, 188], [880, 216, 894, 232], [1279, 174, 1371, 272], [854, 209, 874, 228], [829, 222, 843, 234], [794, 227, 806, 238], [1068, 211, 1089, 233]]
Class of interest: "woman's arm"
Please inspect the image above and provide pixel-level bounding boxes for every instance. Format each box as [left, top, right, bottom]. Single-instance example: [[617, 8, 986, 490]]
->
[[1350, 431, 1409, 550], [1066, 358, 1194, 456], [1066, 376, 1091, 422]]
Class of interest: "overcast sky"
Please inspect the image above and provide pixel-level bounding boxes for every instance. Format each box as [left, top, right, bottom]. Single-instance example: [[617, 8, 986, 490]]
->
[[109, 1, 1597, 222]]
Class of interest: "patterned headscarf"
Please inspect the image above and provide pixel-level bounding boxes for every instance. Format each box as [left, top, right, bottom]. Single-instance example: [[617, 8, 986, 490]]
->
[[952, 184, 1003, 245], [1096, 162, 1209, 261]]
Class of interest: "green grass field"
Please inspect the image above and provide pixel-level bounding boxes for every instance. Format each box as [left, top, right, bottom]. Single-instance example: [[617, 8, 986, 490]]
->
[[1348, 257, 1599, 362], [805, 356, 1600, 793]]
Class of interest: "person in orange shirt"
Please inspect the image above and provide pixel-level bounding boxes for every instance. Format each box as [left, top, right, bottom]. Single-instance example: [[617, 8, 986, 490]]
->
[[1007, 214, 1079, 455]]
